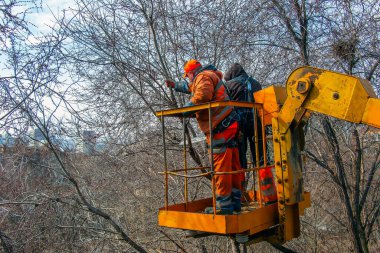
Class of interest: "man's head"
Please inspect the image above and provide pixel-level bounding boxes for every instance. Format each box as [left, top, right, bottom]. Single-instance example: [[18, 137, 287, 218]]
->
[[183, 59, 202, 82], [224, 63, 247, 81]]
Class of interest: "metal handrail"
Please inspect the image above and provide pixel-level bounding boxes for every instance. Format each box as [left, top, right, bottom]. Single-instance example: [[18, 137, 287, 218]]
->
[[155, 101, 262, 117], [158, 165, 275, 178], [158, 101, 269, 213]]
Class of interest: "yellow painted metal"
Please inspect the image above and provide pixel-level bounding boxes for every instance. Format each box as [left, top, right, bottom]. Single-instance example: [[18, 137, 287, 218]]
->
[[273, 191, 310, 242], [283, 204, 300, 241], [253, 108, 263, 207], [280, 123, 304, 205], [280, 66, 380, 133], [268, 66, 380, 243], [253, 86, 287, 126], [272, 117, 286, 243], [272, 115, 307, 243], [183, 117, 189, 210]]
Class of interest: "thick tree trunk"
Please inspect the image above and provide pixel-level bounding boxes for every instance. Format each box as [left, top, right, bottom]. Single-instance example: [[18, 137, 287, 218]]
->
[[322, 119, 369, 253]]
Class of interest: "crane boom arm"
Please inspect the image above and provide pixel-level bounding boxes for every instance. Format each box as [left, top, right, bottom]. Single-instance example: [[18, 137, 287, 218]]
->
[[254, 66, 380, 243], [279, 66, 380, 133]]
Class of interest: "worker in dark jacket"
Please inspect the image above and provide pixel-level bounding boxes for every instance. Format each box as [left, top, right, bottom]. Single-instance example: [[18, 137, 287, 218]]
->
[[224, 63, 277, 205], [165, 59, 244, 214]]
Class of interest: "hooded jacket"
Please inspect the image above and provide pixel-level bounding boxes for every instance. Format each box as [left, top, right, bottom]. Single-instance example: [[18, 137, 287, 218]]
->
[[224, 63, 261, 102]]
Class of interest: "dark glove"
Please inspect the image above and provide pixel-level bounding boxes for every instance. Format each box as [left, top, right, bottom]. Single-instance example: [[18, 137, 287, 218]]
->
[[183, 101, 196, 117], [165, 79, 175, 88]]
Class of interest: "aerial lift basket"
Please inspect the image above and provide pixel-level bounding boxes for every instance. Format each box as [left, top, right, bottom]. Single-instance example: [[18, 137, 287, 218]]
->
[[155, 100, 311, 243]]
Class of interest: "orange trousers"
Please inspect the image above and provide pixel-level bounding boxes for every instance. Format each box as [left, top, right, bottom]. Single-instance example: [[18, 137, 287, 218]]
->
[[206, 121, 244, 197]]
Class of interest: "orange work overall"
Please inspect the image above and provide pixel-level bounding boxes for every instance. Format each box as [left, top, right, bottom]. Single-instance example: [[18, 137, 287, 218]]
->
[[206, 121, 244, 210]]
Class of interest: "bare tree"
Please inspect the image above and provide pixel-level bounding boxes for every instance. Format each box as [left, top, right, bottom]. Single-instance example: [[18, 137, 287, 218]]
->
[[305, 118, 380, 253], [1, 0, 380, 252]]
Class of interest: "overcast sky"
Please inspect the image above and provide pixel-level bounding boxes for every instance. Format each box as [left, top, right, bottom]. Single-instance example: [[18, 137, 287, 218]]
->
[[0, 1, 78, 120], [27, 0, 75, 35]]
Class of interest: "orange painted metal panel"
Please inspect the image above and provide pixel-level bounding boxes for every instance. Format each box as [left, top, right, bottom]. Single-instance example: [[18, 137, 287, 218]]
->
[[362, 98, 380, 129], [158, 205, 277, 235], [158, 197, 213, 212], [159, 210, 230, 234], [254, 86, 286, 126], [158, 191, 311, 236], [238, 204, 278, 234]]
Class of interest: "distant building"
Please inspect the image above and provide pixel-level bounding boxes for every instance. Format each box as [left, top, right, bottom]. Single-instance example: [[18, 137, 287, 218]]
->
[[33, 128, 47, 147], [0, 134, 4, 148], [94, 137, 107, 152], [82, 130, 97, 154], [0, 130, 103, 154], [0, 133, 15, 147]]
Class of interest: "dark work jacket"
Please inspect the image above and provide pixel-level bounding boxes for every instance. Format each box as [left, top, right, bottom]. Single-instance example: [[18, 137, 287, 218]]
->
[[224, 63, 262, 102]]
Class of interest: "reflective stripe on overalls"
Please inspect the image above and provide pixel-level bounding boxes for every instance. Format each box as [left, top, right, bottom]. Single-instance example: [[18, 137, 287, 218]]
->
[[259, 167, 277, 203], [209, 79, 233, 128]]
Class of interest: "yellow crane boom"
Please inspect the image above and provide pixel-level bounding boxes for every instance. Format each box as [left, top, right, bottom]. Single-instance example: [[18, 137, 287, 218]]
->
[[254, 66, 380, 243]]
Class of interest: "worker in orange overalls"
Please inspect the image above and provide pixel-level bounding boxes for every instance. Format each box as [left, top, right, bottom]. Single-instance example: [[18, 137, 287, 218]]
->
[[166, 59, 244, 214]]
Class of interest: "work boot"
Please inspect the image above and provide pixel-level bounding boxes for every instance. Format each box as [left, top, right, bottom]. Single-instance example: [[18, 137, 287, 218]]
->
[[204, 195, 233, 215], [204, 206, 233, 215], [264, 200, 277, 206], [232, 188, 242, 212]]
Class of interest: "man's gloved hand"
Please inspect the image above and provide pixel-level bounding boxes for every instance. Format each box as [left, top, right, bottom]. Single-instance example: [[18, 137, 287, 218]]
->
[[165, 79, 175, 88], [183, 101, 196, 117]]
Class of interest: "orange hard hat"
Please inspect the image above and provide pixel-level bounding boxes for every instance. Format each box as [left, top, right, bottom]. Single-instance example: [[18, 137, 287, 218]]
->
[[183, 59, 201, 78]]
